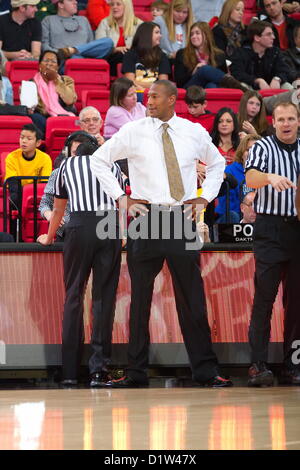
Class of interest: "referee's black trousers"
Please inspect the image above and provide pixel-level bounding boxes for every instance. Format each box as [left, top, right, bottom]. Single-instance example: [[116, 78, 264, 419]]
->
[[126, 208, 219, 383], [249, 214, 300, 368], [62, 212, 121, 380]]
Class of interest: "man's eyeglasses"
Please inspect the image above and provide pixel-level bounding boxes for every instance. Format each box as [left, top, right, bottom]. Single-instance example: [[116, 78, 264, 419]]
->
[[60, 18, 80, 33], [261, 32, 275, 37], [81, 117, 100, 124]]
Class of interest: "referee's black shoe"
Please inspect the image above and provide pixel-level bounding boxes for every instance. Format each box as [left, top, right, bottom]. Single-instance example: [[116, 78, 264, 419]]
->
[[278, 368, 300, 385], [248, 362, 274, 387], [198, 375, 233, 388], [105, 376, 149, 388]]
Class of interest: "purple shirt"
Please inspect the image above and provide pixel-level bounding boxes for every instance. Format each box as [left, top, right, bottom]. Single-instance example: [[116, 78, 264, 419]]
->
[[104, 102, 146, 139]]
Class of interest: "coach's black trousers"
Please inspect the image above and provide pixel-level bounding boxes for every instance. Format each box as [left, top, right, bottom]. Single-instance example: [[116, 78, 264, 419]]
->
[[249, 214, 300, 368], [126, 207, 219, 383], [62, 211, 121, 380]]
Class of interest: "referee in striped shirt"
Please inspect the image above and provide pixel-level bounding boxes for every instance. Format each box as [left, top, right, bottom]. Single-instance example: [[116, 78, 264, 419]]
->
[[38, 135, 123, 388], [245, 101, 300, 387]]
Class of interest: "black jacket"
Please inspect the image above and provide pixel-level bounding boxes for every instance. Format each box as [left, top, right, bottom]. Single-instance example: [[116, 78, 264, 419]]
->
[[174, 48, 227, 88], [230, 45, 290, 88], [283, 47, 300, 81]]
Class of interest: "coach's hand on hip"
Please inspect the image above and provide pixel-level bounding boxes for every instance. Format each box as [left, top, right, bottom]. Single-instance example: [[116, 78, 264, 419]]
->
[[118, 194, 149, 217], [183, 197, 208, 221]]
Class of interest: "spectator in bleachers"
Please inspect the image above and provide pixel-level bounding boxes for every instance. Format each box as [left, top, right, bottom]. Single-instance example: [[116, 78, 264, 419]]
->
[[259, 0, 299, 50], [258, 0, 300, 16], [95, 0, 143, 76], [174, 21, 246, 90], [0, 0, 42, 61], [122, 21, 171, 89], [29, 49, 77, 137], [240, 191, 256, 223], [184, 85, 212, 119], [215, 133, 259, 222], [262, 81, 300, 114], [153, 0, 194, 59], [191, 0, 225, 23], [0, 49, 14, 105], [87, 0, 110, 30], [5, 123, 52, 206], [211, 107, 240, 164], [104, 77, 146, 138], [39, 131, 97, 240], [230, 20, 291, 89], [79, 106, 105, 145], [41, 0, 113, 60], [150, 0, 169, 19], [212, 0, 247, 59], [238, 90, 270, 137], [283, 24, 300, 81]]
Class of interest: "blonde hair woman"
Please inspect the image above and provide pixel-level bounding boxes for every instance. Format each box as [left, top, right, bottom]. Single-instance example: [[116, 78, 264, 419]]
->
[[212, 0, 247, 58], [95, 0, 143, 75], [153, 0, 194, 59]]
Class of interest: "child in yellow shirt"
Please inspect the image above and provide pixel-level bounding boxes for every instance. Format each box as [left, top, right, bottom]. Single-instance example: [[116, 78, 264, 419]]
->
[[5, 123, 52, 206], [5, 123, 52, 186]]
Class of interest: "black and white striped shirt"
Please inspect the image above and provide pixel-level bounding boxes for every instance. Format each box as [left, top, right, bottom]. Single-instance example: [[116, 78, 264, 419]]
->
[[245, 135, 300, 217], [55, 155, 123, 212]]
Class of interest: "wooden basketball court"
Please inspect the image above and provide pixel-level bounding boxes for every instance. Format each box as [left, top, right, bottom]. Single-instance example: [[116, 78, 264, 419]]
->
[[0, 386, 300, 450]]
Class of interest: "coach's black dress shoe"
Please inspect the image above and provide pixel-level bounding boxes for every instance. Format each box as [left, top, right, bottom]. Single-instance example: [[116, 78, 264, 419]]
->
[[199, 375, 233, 388], [90, 372, 110, 388], [105, 376, 149, 388], [61, 379, 78, 387], [278, 368, 300, 385]]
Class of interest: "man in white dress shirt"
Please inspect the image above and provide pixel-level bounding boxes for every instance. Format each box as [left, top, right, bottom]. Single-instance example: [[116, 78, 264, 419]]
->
[[90, 80, 233, 388]]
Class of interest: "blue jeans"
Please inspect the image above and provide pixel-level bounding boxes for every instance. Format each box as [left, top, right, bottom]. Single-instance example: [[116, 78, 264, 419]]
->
[[184, 65, 225, 89], [72, 38, 114, 59]]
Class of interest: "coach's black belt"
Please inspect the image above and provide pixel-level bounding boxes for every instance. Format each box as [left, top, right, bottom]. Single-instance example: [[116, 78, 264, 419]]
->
[[146, 204, 184, 212]]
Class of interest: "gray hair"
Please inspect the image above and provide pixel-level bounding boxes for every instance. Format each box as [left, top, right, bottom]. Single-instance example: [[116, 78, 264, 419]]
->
[[79, 106, 102, 121]]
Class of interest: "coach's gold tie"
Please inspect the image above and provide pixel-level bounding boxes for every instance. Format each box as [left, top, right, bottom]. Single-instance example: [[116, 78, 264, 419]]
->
[[161, 123, 185, 201]]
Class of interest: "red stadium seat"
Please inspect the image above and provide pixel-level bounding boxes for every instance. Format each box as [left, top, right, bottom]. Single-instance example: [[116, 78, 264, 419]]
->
[[243, 10, 256, 24], [0, 152, 9, 185], [45, 116, 79, 161], [6, 60, 39, 104], [289, 12, 300, 20], [81, 89, 110, 122], [132, 0, 152, 10], [134, 9, 152, 21], [64, 58, 110, 110], [0, 115, 32, 155], [204, 88, 243, 113], [258, 89, 287, 98], [0, 187, 3, 232], [21, 183, 48, 242]]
